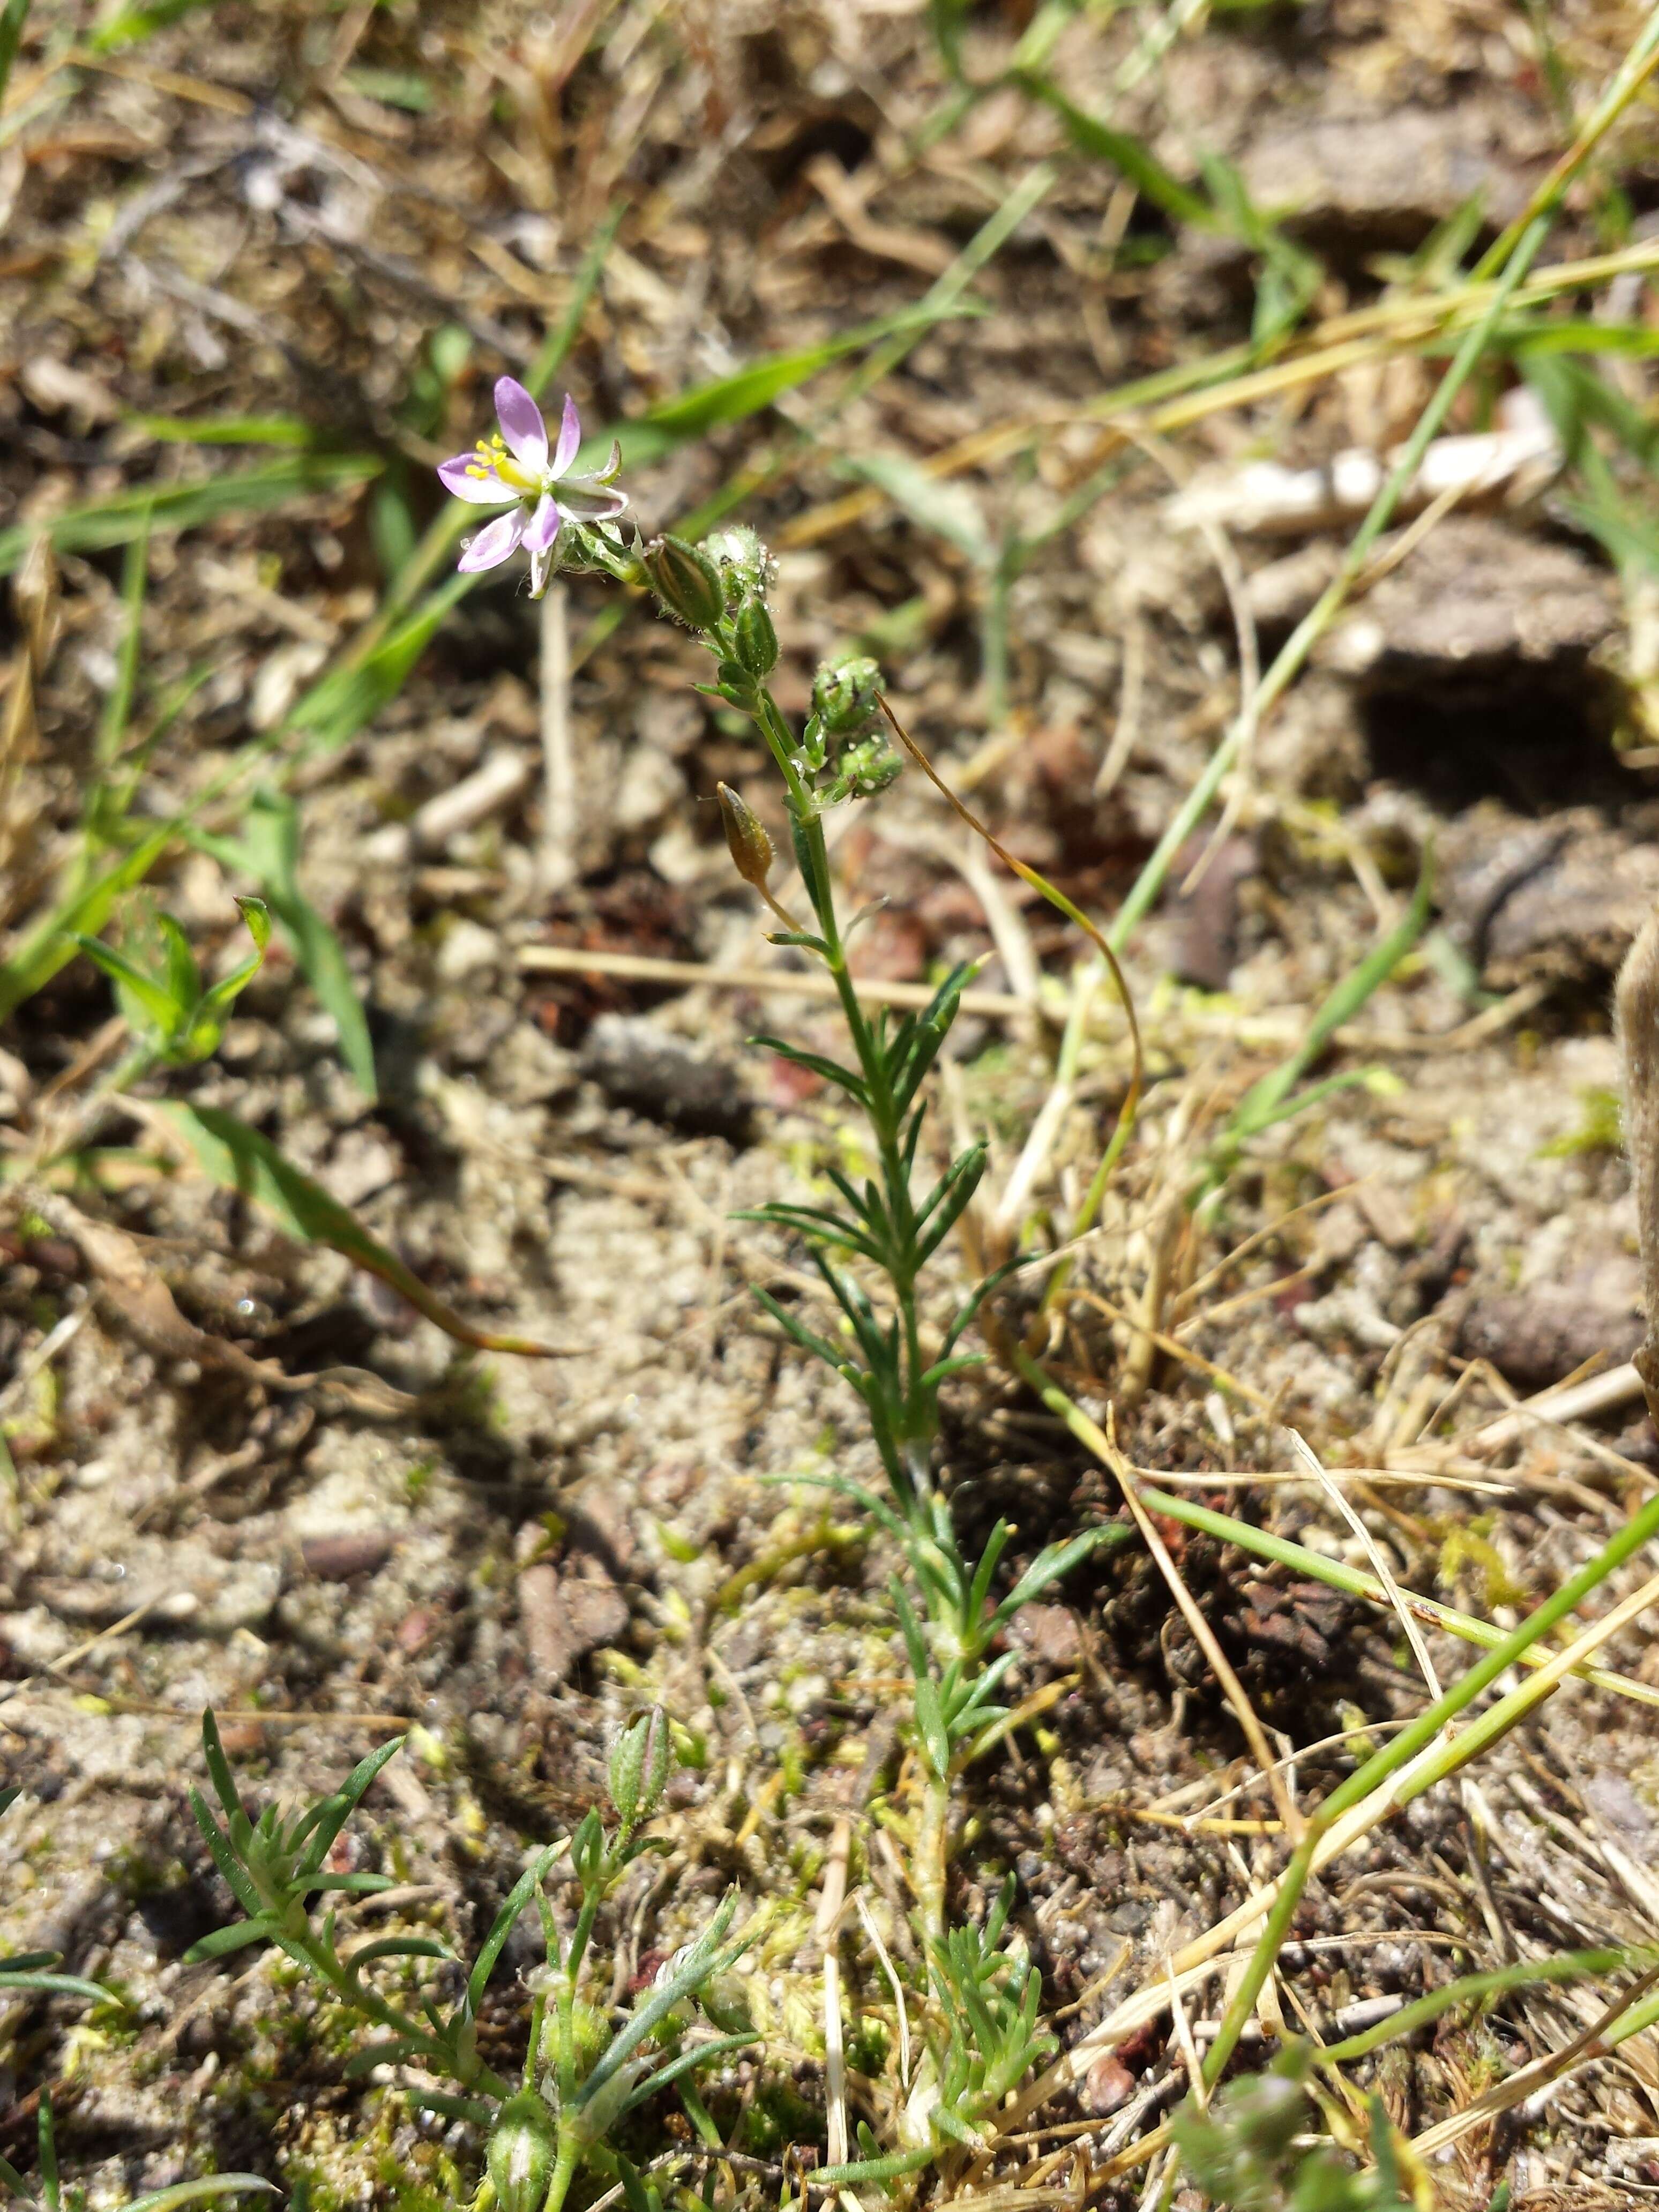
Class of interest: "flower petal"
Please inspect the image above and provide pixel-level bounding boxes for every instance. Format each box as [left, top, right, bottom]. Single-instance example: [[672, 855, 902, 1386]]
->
[[555, 479, 630, 525], [457, 509, 527, 573], [521, 494, 563, 555], [438, 454, 514, 504], [550, 393, 581, 478], [494, 377, 548, 472]]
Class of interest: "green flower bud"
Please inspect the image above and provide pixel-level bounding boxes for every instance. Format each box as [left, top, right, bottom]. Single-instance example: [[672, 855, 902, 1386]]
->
[[644, 535, 725, 630], [609, 1706, 672, 1828], [821, 731, 902, 804], [487, 2091, 557, 2212], [732, 596, 778, 678], [716, 784, 775, 894], [699, 525, 773, 608], [811, 653, 882, 737]]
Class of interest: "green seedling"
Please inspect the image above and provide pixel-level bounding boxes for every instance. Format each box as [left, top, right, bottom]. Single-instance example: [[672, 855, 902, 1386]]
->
[[72, 896, 269, 1071], [185, 1711, 753, 2212]]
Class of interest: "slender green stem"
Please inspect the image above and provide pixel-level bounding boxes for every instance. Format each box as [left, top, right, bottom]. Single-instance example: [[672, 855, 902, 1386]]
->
[[539, 2141, 580, 2212], [913, 1762, 951, 1951]]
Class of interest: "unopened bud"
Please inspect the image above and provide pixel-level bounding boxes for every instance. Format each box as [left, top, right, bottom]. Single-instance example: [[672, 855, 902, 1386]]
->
[[487, 2091, 557, 2212], [644, 535, 725, 630], [700, 525, 773, 608], [733, 597, 778, 678], [717, 783, 774, 891], [811, 653, 881, 737], [609, 1706, 672, 1828], [821, 731, 902, 805]]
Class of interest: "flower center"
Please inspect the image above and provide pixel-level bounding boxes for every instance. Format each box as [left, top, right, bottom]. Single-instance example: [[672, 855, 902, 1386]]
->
[[465, 432, 540, 498]]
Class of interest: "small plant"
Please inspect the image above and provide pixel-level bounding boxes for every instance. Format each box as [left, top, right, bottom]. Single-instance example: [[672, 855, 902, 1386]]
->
[[440, 382, 1117, 1933], [70, 894, 269, 1083], [185, 1709, 754, 2212], [1171, 2048, 1416, 2212]]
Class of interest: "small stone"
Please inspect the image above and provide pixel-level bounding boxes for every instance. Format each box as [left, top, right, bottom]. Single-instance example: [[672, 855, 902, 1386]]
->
[[614, 744, 686, 835], [436, 918, 501, 983], [1006, 1604, 1082, 1668], [519, 1562, 629, 1685], [1083, 2056, 1135, 2117], [301, 1531, 395, 1582], [581, 1013, 753, 1141]]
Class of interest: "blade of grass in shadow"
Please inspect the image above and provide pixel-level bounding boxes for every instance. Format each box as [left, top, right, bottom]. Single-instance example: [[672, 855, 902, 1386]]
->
[[148, 1102, 581, 1358]]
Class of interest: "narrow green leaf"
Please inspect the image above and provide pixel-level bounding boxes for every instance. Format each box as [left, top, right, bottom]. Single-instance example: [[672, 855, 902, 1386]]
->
[[183, 1920, 273, 1964], [342, 2036, 427, 2079], [98, 518, 150, 769], [36, 2103, 56, 2212], [129, 413, 320, 447], [187, 1790, 265, 1923], [150, 1102, 578, 1358], [617, 302, 978, 456], [286, 575, 467, 754], [0, 1970, 112, 2001], [615, 2032, 761, 2118], [0, 2149, 37, 2209], [0, 0, 28, 109], [342, 1937, 452, 1969], [748, 1035, 870, 1104], [122, 2179, 276, 2212], [404, 2089, 494, 2125], [835, 453, 991, 565], [72, 933, 182, 1040], [295, 1735, 405, 1877], [0, 454, 382, 579], [751, 1287, 853, 1378], [89, 0, 218, 49], [200, 1710, 245, 1827], [1018, 73, 1213, 228], [466, 1845, 560, 2014]]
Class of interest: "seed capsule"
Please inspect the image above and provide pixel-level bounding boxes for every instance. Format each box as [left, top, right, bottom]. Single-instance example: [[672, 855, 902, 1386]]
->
[[487, 2090, 557, 2212], [732, 597, 779, 678], [643, 535, 726, 630], [717, 783, 775, 892]]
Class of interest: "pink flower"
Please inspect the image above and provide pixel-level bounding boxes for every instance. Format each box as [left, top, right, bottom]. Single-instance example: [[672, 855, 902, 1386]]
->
[[438, 379, 627, 595]]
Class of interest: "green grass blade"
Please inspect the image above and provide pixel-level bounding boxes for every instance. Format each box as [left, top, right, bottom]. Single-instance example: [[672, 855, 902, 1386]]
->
[[0, 0, 29, 108], [0, 454, 382, 579], [286, 576, 468, 754], [204, 790, 377, 1099], [1017, 72, 1213, 228], [1217, 865, 1431, 1156], [98, 519, 150, 772], [128, 413, 322, 447], [88, 0, 217, 53], [149, 1101, 580, 1359], [617, 301, 978, 458], [1137, 1486, 1659, 1707], [1321, 1949, 1633, 2062], [835, 452, 992, 565], [122, 2180, 276, 2212]]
